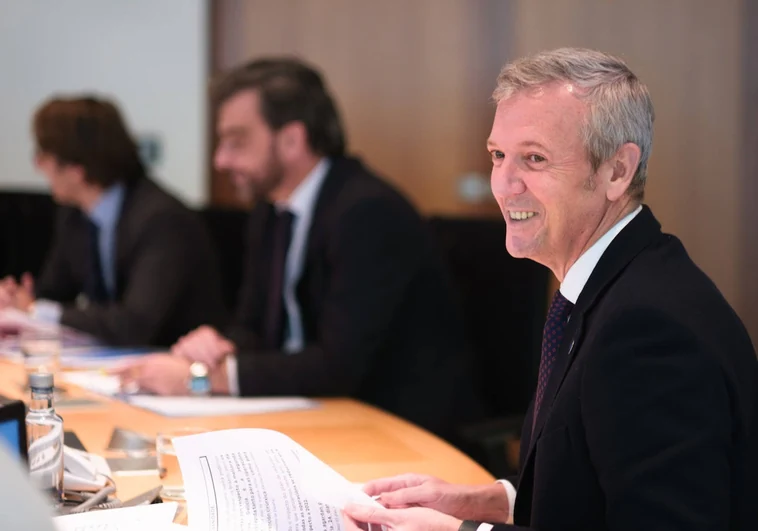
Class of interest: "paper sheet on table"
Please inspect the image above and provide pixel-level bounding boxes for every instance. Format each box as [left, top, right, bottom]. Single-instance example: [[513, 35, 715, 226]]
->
[[0, 309, 97, 358], [127, 395, 318, 417], [0, 308, 59, 333], [53, 502, 178, 531], [173, 428, 383, 531], [62, 371, 122, 396], [61, 373, 319, 416], [59, 346, 151, 370]]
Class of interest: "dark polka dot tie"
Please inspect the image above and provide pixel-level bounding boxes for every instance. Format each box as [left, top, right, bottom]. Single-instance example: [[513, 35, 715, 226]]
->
[[533, 290, 574, 426]]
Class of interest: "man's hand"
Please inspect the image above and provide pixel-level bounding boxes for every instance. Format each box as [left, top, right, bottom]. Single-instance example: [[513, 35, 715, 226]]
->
[[15, 273, 35, 312], [364, 474, 509, 524], [343, 504, 461, 531], [0, 276, 18, 309], [0, 273, 34, 312], [115, 353, 231, 396], [116, 353, 192, 396], [171, 325, 235, 367]]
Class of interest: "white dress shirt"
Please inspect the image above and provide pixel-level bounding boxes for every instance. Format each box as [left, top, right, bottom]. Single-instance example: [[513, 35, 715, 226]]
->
[[227, 158, 331, 395], [478, 205, 642, 530]]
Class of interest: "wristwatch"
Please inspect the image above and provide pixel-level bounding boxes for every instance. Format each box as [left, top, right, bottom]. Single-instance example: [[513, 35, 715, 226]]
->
[[188, 362, 211, 396], [458, 521, 483, 531]]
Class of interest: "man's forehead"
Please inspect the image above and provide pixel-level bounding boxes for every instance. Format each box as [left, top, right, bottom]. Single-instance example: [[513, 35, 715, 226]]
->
[[491, 84, 586, 144], [218, 90, 261, 128]]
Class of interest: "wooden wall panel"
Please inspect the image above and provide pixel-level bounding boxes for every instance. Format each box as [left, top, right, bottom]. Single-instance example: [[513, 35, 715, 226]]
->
[[212, 0, 510, 216], [740, 0, 758, 344], [212, 0, 756, 341], [507, 0, 746, 325]]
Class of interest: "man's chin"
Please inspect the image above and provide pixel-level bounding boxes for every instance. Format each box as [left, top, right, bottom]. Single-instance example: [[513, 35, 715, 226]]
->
[[505, 237, 541, 262], [50, 192, 76, 207]]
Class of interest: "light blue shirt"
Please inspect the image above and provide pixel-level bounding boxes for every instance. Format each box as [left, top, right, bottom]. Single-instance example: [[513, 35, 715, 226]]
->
[[87, 183, 126, 297], [276, 157, 331, 354]]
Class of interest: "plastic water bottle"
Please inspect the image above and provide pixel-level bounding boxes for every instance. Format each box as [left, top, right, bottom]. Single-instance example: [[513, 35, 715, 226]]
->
[[26, 372, 64, 504]]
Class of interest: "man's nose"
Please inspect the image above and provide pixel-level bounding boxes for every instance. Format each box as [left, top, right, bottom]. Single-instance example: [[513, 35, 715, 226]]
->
[[491, 159, 526, 197]]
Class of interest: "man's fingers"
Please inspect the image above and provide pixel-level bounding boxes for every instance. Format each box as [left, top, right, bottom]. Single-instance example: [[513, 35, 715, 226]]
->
[[172, 329, 225, 365], [172, 338, 192, 359], [341, 513, 368, 531], [379, 485, 431, 508], [362, 474, 427, 497], [21, 273, 34, 292], [109, 361, 140, 377], [197, 333, 222, 361], [343, 504, 394, 526]]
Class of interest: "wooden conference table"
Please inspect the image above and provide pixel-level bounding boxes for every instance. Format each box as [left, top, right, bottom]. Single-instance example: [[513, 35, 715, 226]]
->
[[0, 359, 493, 522]]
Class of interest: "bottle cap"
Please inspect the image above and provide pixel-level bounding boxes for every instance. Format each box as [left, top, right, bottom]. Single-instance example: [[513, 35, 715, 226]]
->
[[28, 372, 54, 390]]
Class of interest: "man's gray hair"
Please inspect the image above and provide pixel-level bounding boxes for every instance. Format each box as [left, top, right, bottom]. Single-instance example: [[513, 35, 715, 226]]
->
[[493, 48, 655, 200]]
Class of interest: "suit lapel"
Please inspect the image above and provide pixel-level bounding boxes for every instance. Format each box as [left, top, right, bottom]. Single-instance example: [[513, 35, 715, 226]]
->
[[300, 156, 355, 274], [113, 179, 146, 297], [521, 206, 664, 468]]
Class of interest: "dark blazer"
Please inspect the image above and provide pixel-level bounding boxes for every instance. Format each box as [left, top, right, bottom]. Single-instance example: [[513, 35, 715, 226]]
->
[[36, 177, 227, 347], [226, 156, 481, 438], [493, 206, 758, 530]]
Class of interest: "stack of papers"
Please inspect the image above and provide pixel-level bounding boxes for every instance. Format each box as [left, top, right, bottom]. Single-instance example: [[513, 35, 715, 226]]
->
[[0, 308, 97, 358], [59, 346, 152, 370], [53, 502, 179, 530], [127, 395, 318, 417], [61, 371, 319, 417]]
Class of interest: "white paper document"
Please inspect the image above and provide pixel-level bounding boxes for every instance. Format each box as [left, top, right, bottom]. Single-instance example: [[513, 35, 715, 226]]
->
[[0, 308, 59, 334], [53, 502, 178, 531], [126, 395, 318, 417], [62, 371, 123, 397], [173, 428, 384, 531]]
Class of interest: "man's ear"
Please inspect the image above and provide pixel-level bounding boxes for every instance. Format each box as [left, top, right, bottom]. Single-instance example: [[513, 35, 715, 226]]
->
[[277, 122, 308, 161], [606, 142, 641, 202], [64, 163, 88, 186]]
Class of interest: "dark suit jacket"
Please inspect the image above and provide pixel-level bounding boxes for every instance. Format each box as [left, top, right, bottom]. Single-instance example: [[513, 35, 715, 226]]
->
[[227, 156, 482, 437], [36, 177, 227, 347], [492, 206, 758, 530]]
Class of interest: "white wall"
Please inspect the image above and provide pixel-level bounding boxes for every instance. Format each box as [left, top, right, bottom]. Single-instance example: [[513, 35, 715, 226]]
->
[[0, 0, 209, 205]]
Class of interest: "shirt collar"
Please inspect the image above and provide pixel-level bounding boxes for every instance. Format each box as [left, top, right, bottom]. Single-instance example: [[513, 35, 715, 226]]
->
[[277, 157, 330, 218], [88, 183, 126, 228], [560, 205, 643, 304]]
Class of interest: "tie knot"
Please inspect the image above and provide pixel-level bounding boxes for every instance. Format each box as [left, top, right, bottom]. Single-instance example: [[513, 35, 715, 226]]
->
[[548, 289, 574, 324]]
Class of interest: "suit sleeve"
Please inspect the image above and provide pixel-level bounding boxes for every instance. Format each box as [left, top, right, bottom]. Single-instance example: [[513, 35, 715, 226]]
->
[[35, 211, 79, 303], [59, 211, 197, 346], [581, 307, 732, 531], [235, 197, 424, 396]]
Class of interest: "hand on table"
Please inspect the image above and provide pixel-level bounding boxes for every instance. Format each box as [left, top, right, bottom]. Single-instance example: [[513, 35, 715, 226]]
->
[[114, 352, 231, 395], [364, 474, 509, 524], [115, 353, 192, 396], [171, 325, 235, 367], [0, 273, 34, 311], [343, 504, 461, 531]]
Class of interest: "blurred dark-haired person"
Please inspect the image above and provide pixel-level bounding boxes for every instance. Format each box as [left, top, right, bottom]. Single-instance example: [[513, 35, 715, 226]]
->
[[0, 96, 226, 347], [120, 58, 481, 438]]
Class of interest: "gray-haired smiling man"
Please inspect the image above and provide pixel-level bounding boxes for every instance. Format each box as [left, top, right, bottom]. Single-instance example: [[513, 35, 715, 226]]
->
[[343, 47, 758, 531]]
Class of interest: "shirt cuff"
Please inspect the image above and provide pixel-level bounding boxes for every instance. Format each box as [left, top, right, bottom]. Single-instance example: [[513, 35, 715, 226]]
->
[[475, 479, 517, 530], [226, 355, 240, 396], [496, 479, 517, 523], [30, 299, 63, 324]]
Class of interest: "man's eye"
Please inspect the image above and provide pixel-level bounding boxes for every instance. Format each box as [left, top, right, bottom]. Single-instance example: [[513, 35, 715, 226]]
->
[[526, 154, 546, 163], [491, 150, 505, 160]]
